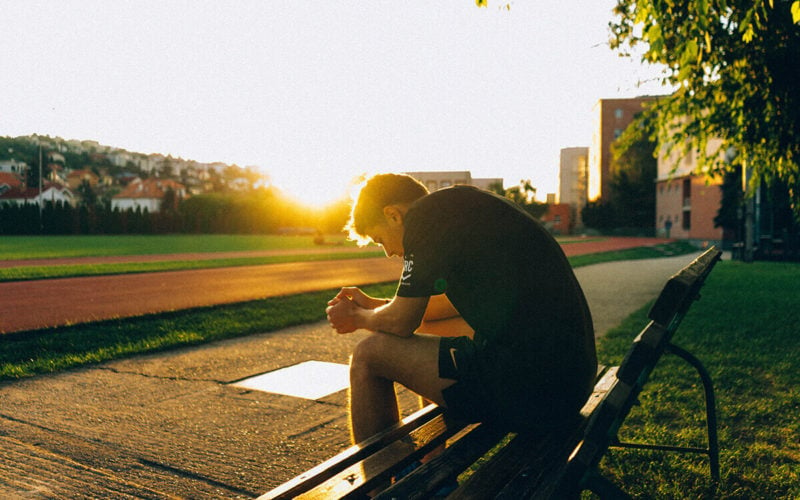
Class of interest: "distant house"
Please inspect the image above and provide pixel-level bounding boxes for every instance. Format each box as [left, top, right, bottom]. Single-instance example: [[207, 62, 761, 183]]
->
[[111, 178, 187, 213], [0, 159, 28, 175], [0, 181, 75, 207], [0, 172, 25, 194], [66, 169, 100, 190]]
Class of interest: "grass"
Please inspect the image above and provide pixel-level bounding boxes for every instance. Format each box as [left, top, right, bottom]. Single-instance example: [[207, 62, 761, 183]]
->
[[592, 260, 800, 499], [567, 240, 699, 268], [0, 251, 385, 282], [0, 234, 353, 260]]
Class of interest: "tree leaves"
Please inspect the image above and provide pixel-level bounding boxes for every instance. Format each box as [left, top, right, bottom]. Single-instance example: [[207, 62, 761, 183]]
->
[[609, 0, 800, 215]]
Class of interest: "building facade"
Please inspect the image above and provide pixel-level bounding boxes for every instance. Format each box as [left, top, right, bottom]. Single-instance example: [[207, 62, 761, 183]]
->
[[111, 178, 187, 213], [655, 138, 724, 243], [404, 171, 503, 193], [588, 96, 659, 202], [558, 147, 589, 230]]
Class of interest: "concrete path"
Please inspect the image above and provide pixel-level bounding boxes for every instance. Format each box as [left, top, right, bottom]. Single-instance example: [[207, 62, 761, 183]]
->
[[0, 252, 702, 499], [575, 252, 703, 337]]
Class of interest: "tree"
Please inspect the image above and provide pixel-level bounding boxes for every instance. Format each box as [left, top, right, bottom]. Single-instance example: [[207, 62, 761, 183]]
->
[[609, 131, 657, 229], [610, 0, 800, 215], [504, 179, 548, 219]]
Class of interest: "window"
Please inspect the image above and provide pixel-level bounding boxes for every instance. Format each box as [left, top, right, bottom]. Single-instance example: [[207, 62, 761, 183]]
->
[[614, 108, 624, 119], [613, 128, 623, 139], [682, 210, 691, 231], [440, 181, 451, 188]]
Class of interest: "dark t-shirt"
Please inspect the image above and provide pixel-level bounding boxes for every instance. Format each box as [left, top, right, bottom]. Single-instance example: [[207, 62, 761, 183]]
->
[[397, 186, 596, 418]]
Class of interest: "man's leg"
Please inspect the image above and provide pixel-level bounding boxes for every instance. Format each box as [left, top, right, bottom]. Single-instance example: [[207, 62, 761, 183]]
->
[[348, 332, 453, 443]]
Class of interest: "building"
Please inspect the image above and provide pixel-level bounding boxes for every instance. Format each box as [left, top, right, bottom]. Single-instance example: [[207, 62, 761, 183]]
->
[[0, 159, 28, 175], [0, 172, 25, 193], [111, 178, 187, 213], [0, 182, 75, 207], [404, 171, 503, 193], [558, 147, 589, 229], [66, 169, 100, 190], [540, 202, 573, 235], [404, 171, 472, 192], [588, 96, 660, 202], [655, 138, 724, 243]]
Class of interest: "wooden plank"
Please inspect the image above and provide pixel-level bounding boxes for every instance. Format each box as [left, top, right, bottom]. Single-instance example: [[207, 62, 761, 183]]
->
[[648, 247, 721, 325], [375, 423, 509, 500], [293, 412, 463, 499], [259, 405, 446, 499]]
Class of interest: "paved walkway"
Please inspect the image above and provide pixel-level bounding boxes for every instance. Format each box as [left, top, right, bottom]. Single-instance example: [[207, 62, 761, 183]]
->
[[0, 251, 701, 499]]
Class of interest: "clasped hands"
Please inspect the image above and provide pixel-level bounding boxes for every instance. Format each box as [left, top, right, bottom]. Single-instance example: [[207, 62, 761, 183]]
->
[[326, 287, 385, 334]]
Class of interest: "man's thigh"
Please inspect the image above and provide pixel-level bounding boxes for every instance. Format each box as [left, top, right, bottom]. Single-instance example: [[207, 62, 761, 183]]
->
[[417, 316, 474, 338], [356, 332, 455, 407]]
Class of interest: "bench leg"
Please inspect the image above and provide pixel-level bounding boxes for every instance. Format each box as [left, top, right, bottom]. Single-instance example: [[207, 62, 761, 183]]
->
[[611, 344, 720, 488], [666, 343, 721, 484]]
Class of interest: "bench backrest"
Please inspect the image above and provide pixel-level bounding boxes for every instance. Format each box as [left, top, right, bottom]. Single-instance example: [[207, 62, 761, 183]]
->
[[559, 246, 722, 490]]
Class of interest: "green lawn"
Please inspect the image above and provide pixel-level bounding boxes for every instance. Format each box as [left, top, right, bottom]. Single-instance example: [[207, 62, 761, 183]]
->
[[594, 260, 799, 499], [0, 234, 353, 260]]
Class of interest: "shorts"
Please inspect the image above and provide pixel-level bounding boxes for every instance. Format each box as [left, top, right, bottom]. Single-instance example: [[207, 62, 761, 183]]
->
[[437, 336, 582, 432], [438, 336, 493, 423]]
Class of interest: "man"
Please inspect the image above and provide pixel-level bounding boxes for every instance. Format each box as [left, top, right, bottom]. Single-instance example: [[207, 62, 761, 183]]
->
[[326, 173, 596, 444]]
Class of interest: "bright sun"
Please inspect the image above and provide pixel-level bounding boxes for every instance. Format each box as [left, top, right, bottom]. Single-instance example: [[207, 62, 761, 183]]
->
[[269, 169, 355, 209]]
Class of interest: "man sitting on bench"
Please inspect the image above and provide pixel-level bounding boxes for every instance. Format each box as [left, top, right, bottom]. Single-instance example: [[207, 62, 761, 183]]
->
[[326, 173, 597, 447]]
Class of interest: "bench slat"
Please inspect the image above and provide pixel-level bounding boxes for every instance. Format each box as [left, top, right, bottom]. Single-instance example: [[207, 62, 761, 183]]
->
[[375, 423, 508, 499], [293, 410, 463, 499], [259, 404, 447, 499]]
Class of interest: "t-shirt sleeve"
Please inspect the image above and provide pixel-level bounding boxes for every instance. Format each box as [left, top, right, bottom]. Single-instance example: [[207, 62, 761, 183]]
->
[[396, 216, 451, 298]]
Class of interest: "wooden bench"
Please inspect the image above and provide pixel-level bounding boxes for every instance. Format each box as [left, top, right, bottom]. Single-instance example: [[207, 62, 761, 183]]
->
[[261, 247, 723, 499]]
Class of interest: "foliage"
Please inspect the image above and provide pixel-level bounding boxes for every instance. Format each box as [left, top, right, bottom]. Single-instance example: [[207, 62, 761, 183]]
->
[[581, 133, 657, 233], [503, 179, 548, 219], [1, 135, 353, 235], [611, 132, 658, 228], [609, 0, 800, 215]]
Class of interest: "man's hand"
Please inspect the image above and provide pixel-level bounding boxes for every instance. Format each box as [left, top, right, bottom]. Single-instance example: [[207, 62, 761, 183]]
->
[[327, 287, 383, 334], [326, 287, 429, 337], [326, 293, 361, 334]]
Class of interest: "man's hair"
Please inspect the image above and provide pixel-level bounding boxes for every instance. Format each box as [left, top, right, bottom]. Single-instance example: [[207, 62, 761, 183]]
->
[[345, 173, 428, 245]]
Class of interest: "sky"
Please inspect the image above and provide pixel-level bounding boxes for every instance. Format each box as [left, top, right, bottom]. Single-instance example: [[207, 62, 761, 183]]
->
[[1, 1, 666, 206]]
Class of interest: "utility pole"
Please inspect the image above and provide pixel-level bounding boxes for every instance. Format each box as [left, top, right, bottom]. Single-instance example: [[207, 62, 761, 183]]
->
[[742, 159, 754, 263], [39, 144, 44, 233]]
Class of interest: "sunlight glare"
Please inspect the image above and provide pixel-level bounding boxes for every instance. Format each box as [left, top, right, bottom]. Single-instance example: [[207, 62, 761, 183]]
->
[[268, 168, 356, 209]]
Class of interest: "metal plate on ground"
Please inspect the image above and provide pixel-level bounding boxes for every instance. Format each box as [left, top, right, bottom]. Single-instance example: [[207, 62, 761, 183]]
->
[[231, 360, 350, 400]]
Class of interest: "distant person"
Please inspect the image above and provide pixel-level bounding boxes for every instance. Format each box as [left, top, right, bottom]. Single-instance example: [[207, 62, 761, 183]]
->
[[326, 174, 597, 444]]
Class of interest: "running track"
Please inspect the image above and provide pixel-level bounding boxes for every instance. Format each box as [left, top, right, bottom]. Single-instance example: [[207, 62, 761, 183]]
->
[[0, 237, 670, 334]]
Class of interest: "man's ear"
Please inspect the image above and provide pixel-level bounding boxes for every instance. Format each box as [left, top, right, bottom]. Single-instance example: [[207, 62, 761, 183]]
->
[[382, 205, 404, 226]]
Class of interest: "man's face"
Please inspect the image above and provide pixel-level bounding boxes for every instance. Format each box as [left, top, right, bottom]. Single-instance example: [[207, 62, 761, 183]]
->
[[365, 221, 404, 258]]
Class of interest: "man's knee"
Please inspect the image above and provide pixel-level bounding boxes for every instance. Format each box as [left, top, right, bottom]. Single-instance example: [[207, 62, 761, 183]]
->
[[350, 333, 392, 376]]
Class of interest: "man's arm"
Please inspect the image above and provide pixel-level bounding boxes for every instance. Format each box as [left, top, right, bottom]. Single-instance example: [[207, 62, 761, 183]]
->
[[327, 290, 429, 337]]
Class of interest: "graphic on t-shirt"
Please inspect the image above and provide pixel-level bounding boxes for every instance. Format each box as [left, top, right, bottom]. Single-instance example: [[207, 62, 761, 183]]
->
[[401, 256, 413, 286]]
